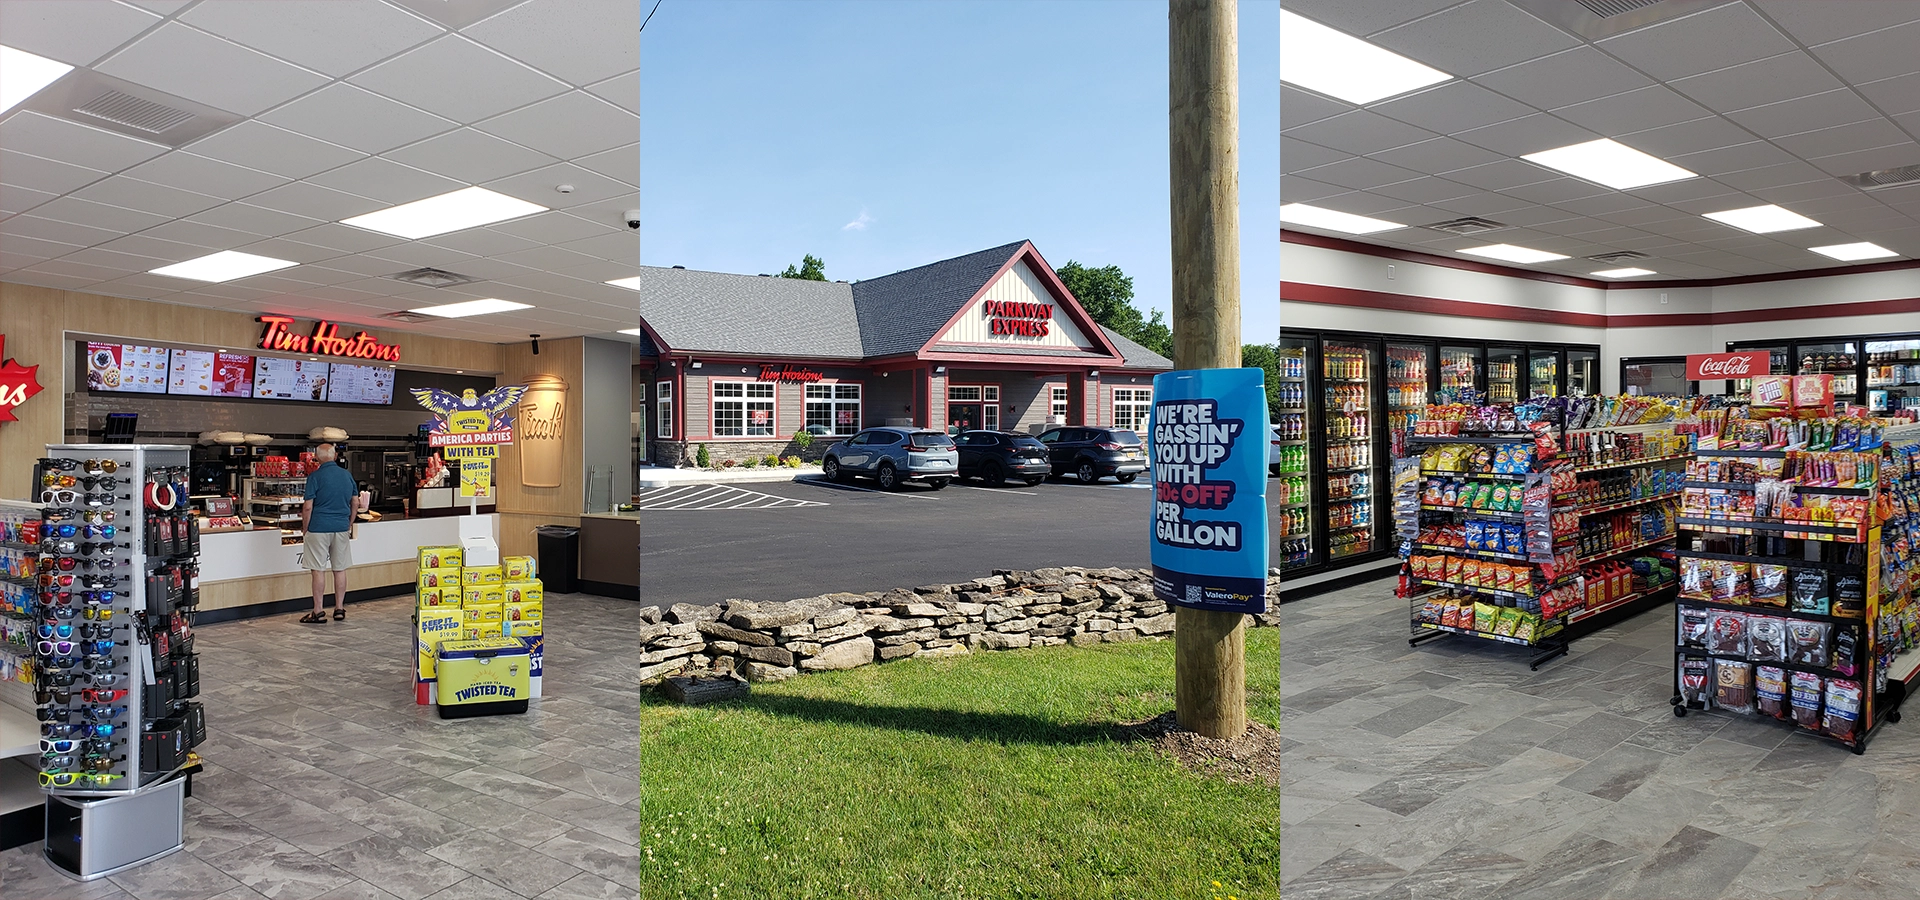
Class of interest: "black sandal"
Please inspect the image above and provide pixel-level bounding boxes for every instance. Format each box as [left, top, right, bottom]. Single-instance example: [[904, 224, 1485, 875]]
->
[[299, 611, 327, 624], [332, 608, 346, 621]]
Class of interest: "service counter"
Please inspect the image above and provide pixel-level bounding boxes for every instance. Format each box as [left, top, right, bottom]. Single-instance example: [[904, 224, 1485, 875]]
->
[[579, 512, 639, 600], [199, 515, 499, 619]]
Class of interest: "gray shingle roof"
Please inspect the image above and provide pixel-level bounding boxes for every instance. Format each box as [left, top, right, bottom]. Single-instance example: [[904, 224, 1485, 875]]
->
[[1097, 326, 1173, 370], [850, 241, 1028, 357], [635, 267, 861, 358]]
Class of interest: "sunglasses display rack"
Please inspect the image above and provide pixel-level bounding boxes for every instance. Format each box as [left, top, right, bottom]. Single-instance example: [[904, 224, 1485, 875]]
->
[[1, 499, 47, 851], [31, 444, 200, 880]]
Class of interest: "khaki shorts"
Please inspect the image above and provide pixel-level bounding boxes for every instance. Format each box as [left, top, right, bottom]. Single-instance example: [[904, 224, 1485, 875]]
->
[[301, 531, 352, 571]]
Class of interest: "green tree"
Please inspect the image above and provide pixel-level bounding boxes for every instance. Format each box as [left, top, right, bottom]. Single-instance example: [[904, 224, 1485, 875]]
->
[[1056, 261, 1174, 359], [1242, 342, 1280, 422], [779, 254, 828, 281]]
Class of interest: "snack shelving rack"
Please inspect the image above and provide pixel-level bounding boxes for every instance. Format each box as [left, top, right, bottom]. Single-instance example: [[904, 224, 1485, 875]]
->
[[1403, 426, 1686, 669], [1669, 444, 1888, 754], [1871, 424, 1920, 725]]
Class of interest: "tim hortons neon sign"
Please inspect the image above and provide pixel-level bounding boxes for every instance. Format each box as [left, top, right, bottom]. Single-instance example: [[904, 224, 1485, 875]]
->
[[759, 365, 823, 383], [982, 299, 1052, 337], [257, 316, 402, 362]]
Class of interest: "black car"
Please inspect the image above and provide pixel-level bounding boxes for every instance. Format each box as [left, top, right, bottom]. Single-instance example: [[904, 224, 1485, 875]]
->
[[953, 430, 1052, 487], [1035, 427, 1148, 484]]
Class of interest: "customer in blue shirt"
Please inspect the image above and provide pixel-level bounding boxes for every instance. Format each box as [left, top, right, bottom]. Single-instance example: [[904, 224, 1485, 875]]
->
[[299, 443, 358, 623]]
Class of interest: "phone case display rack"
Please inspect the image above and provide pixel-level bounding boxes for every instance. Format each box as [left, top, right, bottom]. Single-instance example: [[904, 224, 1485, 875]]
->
[[1403, 426, 1687, 670], [1670, 442, 1892, 753], [31, 445, 204, 878]]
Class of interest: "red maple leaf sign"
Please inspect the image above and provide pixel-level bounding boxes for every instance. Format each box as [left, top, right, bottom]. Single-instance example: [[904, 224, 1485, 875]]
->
[[0, 335, 46, 424]]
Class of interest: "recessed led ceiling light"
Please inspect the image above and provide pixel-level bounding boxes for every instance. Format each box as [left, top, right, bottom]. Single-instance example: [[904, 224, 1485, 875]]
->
[[407, 298, 535, 318], [149, 251, 298, 283], [0, 45, 74, 114], [605, 277, 640, 290], [1809, 242, 1897, 261], [1591, 268, 1657, 278], [1702, 205, 1823, 234], [1280, 203, 1405, 235], [1521, 139, 1696, 190], [1279, 11, 1451, 105], [341, 186, 547, 239], [1459, 244, 1570, 264], [617, 328, 643, 336]]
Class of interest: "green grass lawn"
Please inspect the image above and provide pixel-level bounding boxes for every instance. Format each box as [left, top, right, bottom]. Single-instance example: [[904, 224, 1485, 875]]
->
[[639, 628, 1278, 900]]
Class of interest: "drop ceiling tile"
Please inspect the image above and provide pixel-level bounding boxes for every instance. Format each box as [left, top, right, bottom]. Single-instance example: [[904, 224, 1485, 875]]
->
[[302, 157, 467, 207], [1502, 178, 1611, 206], [1370, 0, 1577, 78], [279, 266, 374, 287], [27, 196, 171, 232], [1281, 137, 1349, 171], [243, 182, 387, 222], [1667, 142, 1798, 178], [486, 211, 620, 246], [1597, 3, 1795, 82], [1773, 118, 1911, 160], [22, 259, 133, 284], [179, 0, 443, 78], [1747, 180, 1861, 205], [92, 233, 238, 264], [1857, 73, 1920, 118], [474, 92, 635, 161], [360, 243, 481, 270], [0, 150, 110, 196], [350, 36, 571, 124], [1283, 0, 1467, 38], [1789, 193, 1896, 218], [69, 177, 225, 219], [1552, 194, 1656, 218], [1368, 177, 1479, 205], [1711, 161, 1833, 191], [0, 0, 162, 67], [1554, 86, 1711, 137], [1623, 178, 1743, 206], [1280, 85, 1353, 129], [0, 214, 126, 248], [1891, 111, 1920, 141], [1808, 19, 1920, 84], [1475, 46, 1650, 113], [572, 143, 639, 187], [382, 128, 559, 186], [0, 184, 58, 217], [95, 22, 330, 116], [184, 202, 326, 238], [220, 237, 346, 266], [0, 234, 85, 260], [1612, 119, 1755, 161], [483, 163, 633, 209], [1280, 176, 1351, 204], [0, 111, 169, 174], [418, 229, 544, 259], [1369, 138, 1507, 175], [1723, 90, 1881, 140], [1453, 114, 1601, 157], [491, 244, 605, 274], [1667, 51, 1847, 116], [1368, 80, 1535, 136], [136, 220, 259, 251], [585, 70, 637, 116], [1807, 143, 1920, 178], [3, 270, 110, 292], [463, 0, 639, 88], [554, 233, 638, 265], [1486, 205, 1581, 229], [1291, 157, 1426, 191], [1426, 193, 1536, 218], [260, 84, 457, 155], [117, 152, 292, 201], [1444, 158, 1560, 191], [60, 245, 173, 272], [186, 122, 364, 180]]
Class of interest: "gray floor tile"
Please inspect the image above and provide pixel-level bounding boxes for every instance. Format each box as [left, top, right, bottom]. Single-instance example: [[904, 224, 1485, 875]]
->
[[1358, 697, 1469, 738], [534, 873, 630, 900], [1605, 825, 1761, 899], [1536, 711, 1651, 760], [1558, 742, 1674, 802], [107, 851, 249, 900], [1487, 833, 1641, 900], [1367, 843, 1528, 900], [1280, 848, 1408, 900], [198, 837, 359, 900], [424, 831, 583, 898]]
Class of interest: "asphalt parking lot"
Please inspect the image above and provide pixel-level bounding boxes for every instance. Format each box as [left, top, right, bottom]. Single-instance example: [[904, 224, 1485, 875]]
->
[[638, 474, 1284, 606]]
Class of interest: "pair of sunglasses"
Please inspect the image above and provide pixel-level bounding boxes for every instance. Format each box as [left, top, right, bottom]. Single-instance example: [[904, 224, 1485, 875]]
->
[[81, 688, 126, 703], [41, 771, 121, 787], [43, 523, 77, 538], [81, 706, 126, 722], [38, 458, 81, 471], [41, 473, 77, 489], [40, 738, 78, 753], [42, 603, 77, 619], [38, 639, 77, 655], [78, 476, 119, 491], [37, 623, 75, 640], [82, 605, 115, 621], [41, 722, 86, 737], [81, 524, 116, 539], [82, 459, 119, 474]]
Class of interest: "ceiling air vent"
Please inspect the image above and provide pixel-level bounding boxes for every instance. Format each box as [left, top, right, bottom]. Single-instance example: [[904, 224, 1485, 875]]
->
[[17, 68, 241, 148], [1508, 0, 1715, 41], [380, 311, 433, 324], [1573, 0, 1663, 17], [1423, 217, 1507, 236], [1839, 165, 1920, 191], [73, 90, 195, 134], [385, 268, 482, 289], [1587, 251, 1649, 264]]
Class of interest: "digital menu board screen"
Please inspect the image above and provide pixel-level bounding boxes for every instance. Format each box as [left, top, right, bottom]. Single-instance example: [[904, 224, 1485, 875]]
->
[[212, 352, 254, 398], [326, 362, 395, 405], [253, 357, 330, 401], [167, 349, 214, 396], [86, 343, 170, 393]]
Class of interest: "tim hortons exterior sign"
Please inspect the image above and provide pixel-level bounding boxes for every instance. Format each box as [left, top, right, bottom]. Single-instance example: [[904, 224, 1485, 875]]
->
[[982, 299, 1053, 337], [258, 316, 402, 362], [759, 365, 823, 383], [1686, 353, 1765, 380]]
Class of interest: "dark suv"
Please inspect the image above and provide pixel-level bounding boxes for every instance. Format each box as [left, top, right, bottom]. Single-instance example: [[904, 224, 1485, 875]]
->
[[1035, 427, 1147, 484], [953, 430, 1052, 487]]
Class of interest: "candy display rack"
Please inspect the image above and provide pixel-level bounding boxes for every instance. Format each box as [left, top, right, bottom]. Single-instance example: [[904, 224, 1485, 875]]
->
[[1670, 436, 1890, 753], [32, 445, 203, 879]]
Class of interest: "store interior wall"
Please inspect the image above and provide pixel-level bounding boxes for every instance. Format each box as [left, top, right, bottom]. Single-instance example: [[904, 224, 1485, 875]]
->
[[494, 337, 585, 559], [0, 280, 504, 501], [581, 336, 633, 510]]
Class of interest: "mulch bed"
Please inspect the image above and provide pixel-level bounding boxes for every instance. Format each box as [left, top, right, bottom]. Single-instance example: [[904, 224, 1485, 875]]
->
[[1116, 710, 1281, 787]]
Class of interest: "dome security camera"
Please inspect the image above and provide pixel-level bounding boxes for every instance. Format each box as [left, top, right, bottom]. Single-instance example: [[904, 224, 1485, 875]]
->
[[625, 210, 641, 230]]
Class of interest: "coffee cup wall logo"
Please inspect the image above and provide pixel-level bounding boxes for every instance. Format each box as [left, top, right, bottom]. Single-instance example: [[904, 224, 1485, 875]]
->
[[0, 335, 45, 423], [518, 374, 568, 489]]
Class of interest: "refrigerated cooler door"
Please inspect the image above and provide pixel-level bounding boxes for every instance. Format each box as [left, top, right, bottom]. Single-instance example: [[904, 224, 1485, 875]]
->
[[1385, 341, 1433, 433], [1438, 345, 1481, 402], [1529, 348, 1562, 399], [1486, 345, 1522, 405], [1730, 345, 1789, 400], [1567, 349, 1597, 396], [1276, 336, 1316, 571], [1794, 340, 1859, 404], [1865, 337, 1920, 412], [1321, 339, 1378, 562]]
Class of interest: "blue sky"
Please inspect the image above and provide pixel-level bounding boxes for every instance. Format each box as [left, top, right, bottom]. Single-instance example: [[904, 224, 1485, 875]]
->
[[640, 0, 1278, 346]]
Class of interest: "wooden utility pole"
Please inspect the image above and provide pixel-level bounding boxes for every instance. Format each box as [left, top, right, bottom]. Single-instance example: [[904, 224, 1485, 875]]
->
[[1168, 0, 1246, 739]]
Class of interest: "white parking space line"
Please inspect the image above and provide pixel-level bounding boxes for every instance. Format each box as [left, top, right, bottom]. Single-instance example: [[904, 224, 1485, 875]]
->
[[952, 484, 1038, 495], [632, 484, 828, 510], [794, 478, 941, 500]]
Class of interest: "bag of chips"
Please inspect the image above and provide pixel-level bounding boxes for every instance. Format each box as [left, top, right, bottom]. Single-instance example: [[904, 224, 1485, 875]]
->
[[1790, 671, 1823, 729], [1823, 678, 1863, 742], [1715, 659, 1755, 712], [1708, 612, 1748, 656], [1755, 665, 1789, 719], [1472, 601, 1498, 632], [1751, 564, 1788, 607], [1494, 607, 1522, 637], [1790, 569, 1830, 615], [1748, 615, 1788, 663], [1786, 619, 1831, 668]]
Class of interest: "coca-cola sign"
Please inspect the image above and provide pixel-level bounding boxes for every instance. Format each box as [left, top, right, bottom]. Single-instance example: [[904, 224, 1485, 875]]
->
[[1686, 353, 1766, 380]]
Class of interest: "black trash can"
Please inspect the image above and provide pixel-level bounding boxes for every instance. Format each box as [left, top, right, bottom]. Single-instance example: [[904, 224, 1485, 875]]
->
[[534, 525, 580, 594]]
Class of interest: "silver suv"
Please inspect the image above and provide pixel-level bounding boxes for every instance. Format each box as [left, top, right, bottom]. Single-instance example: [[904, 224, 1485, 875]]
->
[[821, 427, 957, 491]]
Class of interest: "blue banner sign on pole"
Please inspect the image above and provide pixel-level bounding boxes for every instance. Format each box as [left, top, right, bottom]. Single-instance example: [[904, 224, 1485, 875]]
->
[[1148, 367, 1270, 614]]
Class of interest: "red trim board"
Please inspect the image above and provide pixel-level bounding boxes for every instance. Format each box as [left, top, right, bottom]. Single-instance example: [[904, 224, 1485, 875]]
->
[[1283, 281, 1920, 329]]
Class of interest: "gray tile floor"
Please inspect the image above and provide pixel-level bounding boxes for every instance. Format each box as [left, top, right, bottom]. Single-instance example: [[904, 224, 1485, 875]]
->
[[0, 593, 639, 900], [1283, 578, 1920, 900]]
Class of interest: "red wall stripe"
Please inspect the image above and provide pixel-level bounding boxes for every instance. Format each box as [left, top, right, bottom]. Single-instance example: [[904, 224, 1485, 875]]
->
[[1284, 281, 1920, 329]]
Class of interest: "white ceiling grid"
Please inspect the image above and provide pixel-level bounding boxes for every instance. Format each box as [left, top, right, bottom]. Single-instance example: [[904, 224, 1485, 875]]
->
[[1283, 0, 1920, 281], [0, 0, 639, 343]]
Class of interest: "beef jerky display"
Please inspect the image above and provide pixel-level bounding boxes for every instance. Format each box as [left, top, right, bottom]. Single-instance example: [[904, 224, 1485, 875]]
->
[[1874, 437, 1920, 717], [32, 445, 204, 878], [1404, 414, 1685, 670], [1671, 435, 1891, 753]]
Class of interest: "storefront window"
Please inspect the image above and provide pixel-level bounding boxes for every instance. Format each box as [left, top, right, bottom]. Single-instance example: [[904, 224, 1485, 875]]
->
[[1051, 386, 1069, 421], [656, 381, 673, 438], [805, 383, 862, 435], [948, 385, 982, 402], [714, 381, 775, 437], [983, 385, 999, 431], [1114, 387, 1151, 431]]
